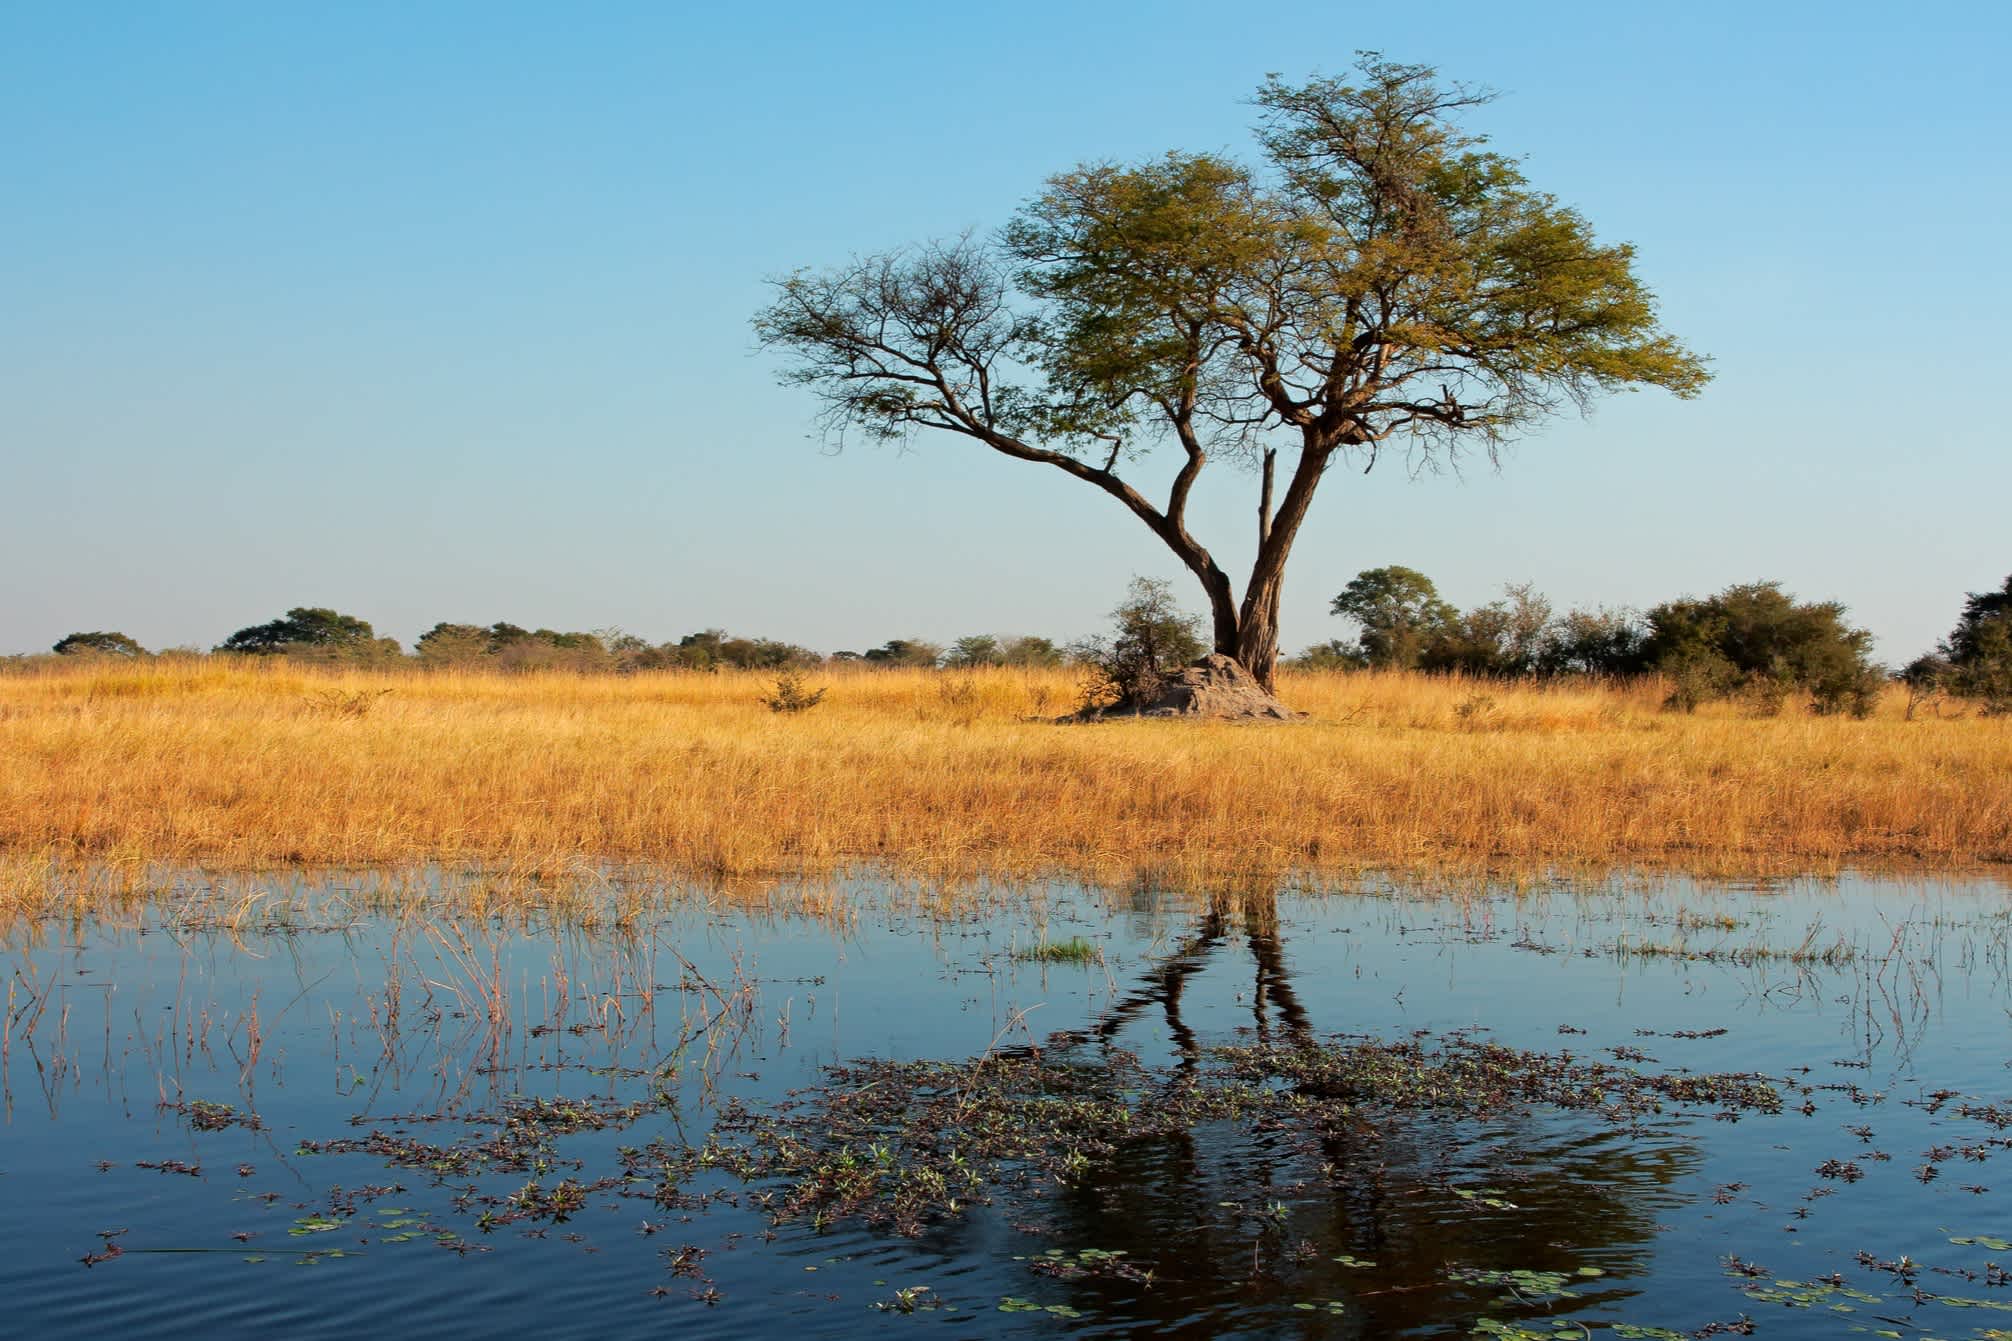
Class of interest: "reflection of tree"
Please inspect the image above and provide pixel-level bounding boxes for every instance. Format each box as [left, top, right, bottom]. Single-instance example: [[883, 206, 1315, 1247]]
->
[[1043, 893, 1312, 1062], [1018, 896, 1699, 1338], [1040, 1120, 1694, 1338], [1248, 915, 1312, 1046], [1042, 906, 1227, 1067]]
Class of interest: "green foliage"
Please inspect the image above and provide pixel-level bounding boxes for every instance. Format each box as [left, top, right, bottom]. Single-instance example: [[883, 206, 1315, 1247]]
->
[[1533, 606, 1647, 677], [1013, 936, 1100, 965], [413, 622, 491, 665], [217, 607, 403, 664], [1289, 639, 1367, 671], [665, 628, 821, 671], [942, 634, 1065, 669], [1419, 582, 1553, 677], [862, 638, 944, 669], [219, 606, 378, 654], [1657, 647, 1742, 715], [1329, 566, 1457, 670], [1937, 573, 2012, 714], [53, 630, 146, 657], [1450, 1264, 1605, 1302], [942, 635, 1002, 668], [1641, 582, 1881, 715], [1320, 573, 1647, 678], [1944, 573, 2012, 663], [762, 669, 828, 714], [670, 628, 735, 669], [492, 626, 608, 670], [1076, 576, 1206, 706], [413, 621, 620, 670], [1950, 616, 2012, 715], [999, 635, 1065, 668]]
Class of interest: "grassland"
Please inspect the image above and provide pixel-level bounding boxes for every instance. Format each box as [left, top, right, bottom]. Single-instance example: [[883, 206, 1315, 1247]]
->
[[1, 658, 2007, 910]]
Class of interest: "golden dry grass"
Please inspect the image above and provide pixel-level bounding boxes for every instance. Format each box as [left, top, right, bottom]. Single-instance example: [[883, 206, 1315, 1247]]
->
[[1, 658, 2007, 909]]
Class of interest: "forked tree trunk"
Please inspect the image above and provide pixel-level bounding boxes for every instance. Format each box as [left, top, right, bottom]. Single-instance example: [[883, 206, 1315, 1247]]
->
[[1196, 585, 1283, 693], [1233, 447, 1285, 691], [1231, 580, 1285, 693], [1156, 443, 1324, 699]]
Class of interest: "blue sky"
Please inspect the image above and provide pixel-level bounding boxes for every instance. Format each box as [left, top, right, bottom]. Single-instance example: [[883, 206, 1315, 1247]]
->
[[3, 1, 2007, 661]]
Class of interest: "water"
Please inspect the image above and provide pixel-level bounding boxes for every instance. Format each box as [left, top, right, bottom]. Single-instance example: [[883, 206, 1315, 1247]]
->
[[4, 873, 2009, 1338]]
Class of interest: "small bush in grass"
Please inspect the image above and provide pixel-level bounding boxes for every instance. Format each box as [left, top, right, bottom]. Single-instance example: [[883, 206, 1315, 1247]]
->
[[1073, 577, 1206, 711], [763, 670, 828, 714]]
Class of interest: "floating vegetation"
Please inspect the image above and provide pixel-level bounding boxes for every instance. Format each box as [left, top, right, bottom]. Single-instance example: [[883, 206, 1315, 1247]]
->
[[997, 1296, 1084, 1318], [607, 1030, 1788, 1241], [871, 1284, 944, 1313], [168, 1098, 264, 1132], [1292, 1297, 1348, 1315], [1214, 1035, 1784, 1124], [296, 1093, 669, 1181], [1452, 1264, 1608, 1303], [1012, 936, 1101, 965], [287, 1214, 344, 1237], [1017, 1246, 1151, 1284]]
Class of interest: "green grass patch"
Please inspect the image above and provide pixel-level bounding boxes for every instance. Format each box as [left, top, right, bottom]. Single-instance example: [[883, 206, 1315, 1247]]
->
[[1014, 936, 1100, 965]]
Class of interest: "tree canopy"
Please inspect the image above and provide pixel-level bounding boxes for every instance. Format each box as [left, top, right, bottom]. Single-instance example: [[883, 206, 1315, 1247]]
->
[[1327, 565, 1457, 670], [1935, 573, 2012, 713], [217, 607, 385, 655], [53, 630, 147, 657], [1307, 569, 1889, 712], [1641, 582, 1880, 715], [1317, 568, 1639, 677], [862, 638, 944, 669], [1942, 574, 2012, 666], [755, 56, 1708, 689], [942, 634, 1066, 668]]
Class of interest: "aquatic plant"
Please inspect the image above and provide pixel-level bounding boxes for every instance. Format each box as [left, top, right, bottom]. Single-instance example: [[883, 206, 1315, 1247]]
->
[[1012, 936, 1100, 964]]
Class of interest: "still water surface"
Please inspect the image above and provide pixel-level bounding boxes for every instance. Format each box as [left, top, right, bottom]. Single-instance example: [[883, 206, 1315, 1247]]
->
[[3, 874, 2008, 1338]]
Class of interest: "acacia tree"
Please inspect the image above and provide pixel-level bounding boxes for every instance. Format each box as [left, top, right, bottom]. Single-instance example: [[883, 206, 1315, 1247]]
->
[[755, 58, 1707, 691], [54, 631, 147, 657]]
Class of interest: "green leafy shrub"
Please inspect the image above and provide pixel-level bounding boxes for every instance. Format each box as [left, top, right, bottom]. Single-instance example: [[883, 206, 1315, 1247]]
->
[[1074, 577, 1206, 708]]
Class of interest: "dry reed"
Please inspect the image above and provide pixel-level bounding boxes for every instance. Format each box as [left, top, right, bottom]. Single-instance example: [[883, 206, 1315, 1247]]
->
[[1, 658, 2007, 909]]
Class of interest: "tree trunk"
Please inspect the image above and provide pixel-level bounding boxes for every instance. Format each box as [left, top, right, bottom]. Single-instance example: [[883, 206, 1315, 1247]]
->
[[1202, 581, 1241, 662], [1229, 440, 1333, 692], [1234, 579, 1285, 692], [1257, 448, 1276, 546], [1231, 447, 1285, 689]]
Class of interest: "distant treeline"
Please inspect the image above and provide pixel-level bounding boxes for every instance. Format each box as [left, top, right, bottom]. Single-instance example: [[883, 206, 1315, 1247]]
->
[[1297, 567, 2009, 716], [36, 568, 2012, 717], [45, 614, 1066, 674]]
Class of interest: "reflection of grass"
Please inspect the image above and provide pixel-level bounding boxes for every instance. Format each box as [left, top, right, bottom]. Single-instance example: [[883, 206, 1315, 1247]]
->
[[1015, 937, 1099, 965], [3, 658, 2011, 910]]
